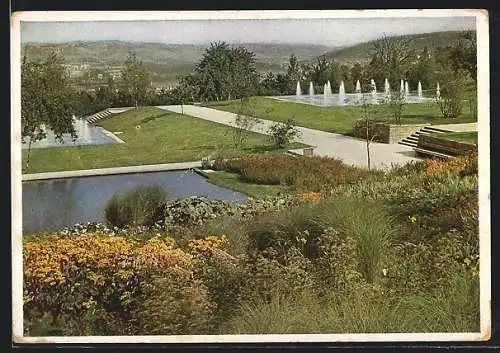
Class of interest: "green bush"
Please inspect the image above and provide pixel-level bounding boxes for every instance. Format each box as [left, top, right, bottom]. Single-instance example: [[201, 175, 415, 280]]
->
[[351, 118, 386, 142], [195, 254, 245, 329], [312, 227, 364, 297], [436, 75, 467, 119], [267, 119, 301, 147], [238, 247, 316, 305], [104, 185, 168, 227], [244, 206, 324, 259]]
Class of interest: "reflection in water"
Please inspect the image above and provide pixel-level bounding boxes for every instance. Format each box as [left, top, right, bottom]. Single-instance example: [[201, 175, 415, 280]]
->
[[22, 170, 247, 233]]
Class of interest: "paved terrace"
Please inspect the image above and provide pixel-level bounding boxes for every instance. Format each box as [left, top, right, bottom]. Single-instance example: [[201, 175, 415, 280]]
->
[[157, 105, 422, 170]]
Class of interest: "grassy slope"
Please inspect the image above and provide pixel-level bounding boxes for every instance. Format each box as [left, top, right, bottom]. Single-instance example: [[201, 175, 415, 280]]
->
[[22, 107, 305, 174], [317, 31, 472, 64], [207, 97, 477, 134]]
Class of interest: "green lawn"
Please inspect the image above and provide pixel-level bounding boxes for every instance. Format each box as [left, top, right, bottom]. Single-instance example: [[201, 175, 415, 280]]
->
[[197, 170, 286, 199], [206, 97, 477, 135], [22, 107, 306, 174], [437, 131, 478, 145]]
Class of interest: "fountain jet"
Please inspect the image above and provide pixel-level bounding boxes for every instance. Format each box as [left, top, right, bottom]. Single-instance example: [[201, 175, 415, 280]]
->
[[371, 78, 377, 103], [436, 82, 440, 99], [355, 80, 362, 102], [309, 82, 314, 96], [339, 81, 346, 104], [384, 78, 391, 99], [327, 80, 332, 95], [296, 81, 302, 97], [404, 81, 409, 99], [418, 81, 423, 99]]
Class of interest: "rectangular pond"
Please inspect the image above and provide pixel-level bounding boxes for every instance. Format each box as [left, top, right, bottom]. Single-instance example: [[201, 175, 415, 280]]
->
[[22, 119, 121, 149], [22, 170, 247, 233]]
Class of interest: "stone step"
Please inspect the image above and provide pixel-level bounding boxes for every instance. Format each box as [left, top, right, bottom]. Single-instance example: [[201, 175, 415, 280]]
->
[[398, 140, 418, 147], [421, 126, 448, 133], [414, 147, 453, 159], [406, 136, 419, 142]]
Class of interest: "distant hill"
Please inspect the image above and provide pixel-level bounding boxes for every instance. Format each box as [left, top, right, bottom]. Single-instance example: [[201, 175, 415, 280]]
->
[[314, 31, 474, 65], [21, 41, 334, 85]]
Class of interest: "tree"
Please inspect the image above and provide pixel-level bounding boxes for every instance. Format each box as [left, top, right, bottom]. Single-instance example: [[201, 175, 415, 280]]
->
[[367, 33, 412, 87], [286, 54, 301, 93], [191, 41, 259, 102], [356, 94, 379, 171], [120, 52, 150, 108], [170, 76, 198, 114], [388, 89, 407, 125], [449, 31, 477, 81], [232, 98, 261, 148], [21, 52, 76, 171], [435, 71, 467, 119]]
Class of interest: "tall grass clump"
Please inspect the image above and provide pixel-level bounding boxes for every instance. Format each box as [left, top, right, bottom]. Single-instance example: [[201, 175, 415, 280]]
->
[[227, 291, 322, 334], [104, 185, 168, 227], [397, 269, 480, 332], [313, 198, 396, 283]]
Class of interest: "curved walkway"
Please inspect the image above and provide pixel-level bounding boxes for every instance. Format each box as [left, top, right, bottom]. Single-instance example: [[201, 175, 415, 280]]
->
[[157, 105, 422, 169]]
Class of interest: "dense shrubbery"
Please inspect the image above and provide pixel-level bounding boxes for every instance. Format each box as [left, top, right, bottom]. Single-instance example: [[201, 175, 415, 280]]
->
[[213, 154, 373, 192], [24, 152, 480, 335]]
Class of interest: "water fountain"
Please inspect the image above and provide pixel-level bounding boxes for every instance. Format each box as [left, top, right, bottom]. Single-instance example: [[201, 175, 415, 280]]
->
[[355, 80, 362, 102], [436, 82, 441, 99], [370, 78, 377, 103], [82, 119, 91, 141], [339, 81, 346, 104], [272, 78, 433, 107], [296, 81, 302, 97]]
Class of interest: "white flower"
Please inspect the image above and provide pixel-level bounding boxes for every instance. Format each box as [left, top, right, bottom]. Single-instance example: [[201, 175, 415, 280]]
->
[[382, 269, 388, 276]]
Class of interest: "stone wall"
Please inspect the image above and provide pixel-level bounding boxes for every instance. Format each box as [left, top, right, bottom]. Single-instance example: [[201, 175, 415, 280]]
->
[[386, 124, 428, 144], [418, 135, 477, 156], [353, 123, 427, 144]]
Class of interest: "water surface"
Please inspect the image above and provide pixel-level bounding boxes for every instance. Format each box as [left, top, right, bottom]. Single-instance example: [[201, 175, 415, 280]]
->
[[22, 170, 247, 233]]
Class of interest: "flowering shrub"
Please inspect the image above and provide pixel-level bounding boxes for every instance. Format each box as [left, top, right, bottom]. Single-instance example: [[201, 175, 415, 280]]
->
[[422, 152, 477, 177], [188, 235, 229, 257], [300, 191, 323, 202], [23, 234, 193, 335]]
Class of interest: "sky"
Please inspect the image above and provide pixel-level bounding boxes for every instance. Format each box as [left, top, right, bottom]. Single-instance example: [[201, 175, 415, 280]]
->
[[20, 17, 476, 47]]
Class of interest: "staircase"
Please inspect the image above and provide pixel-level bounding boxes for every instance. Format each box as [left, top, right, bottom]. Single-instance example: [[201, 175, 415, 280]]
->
[[398, 126, 450, 148], [85, 109, 113, 124], [398, 126, 454, 159]]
